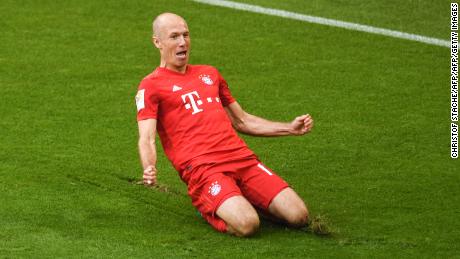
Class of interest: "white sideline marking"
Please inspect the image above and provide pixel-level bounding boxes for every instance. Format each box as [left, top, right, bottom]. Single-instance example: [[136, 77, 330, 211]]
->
[[192, 0, 449, 48]]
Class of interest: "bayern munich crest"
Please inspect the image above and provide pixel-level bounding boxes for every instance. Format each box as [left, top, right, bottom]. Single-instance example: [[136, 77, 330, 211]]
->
[[208, 181, 221, 196], [199, 74, 213, 85]]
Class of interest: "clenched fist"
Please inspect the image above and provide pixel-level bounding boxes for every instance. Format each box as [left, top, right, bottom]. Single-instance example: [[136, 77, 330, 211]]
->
[[290, 114, 314, 135], [143, 165, 157, 186]]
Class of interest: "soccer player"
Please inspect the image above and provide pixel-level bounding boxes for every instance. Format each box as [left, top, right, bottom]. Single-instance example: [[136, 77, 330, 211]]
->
[[136, 13, 314, 237]]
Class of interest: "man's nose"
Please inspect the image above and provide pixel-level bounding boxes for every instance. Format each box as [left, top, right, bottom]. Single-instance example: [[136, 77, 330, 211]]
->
[[178, 35, 186, 46]]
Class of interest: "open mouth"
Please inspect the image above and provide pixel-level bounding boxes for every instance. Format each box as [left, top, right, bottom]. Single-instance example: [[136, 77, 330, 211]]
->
[[176, 50, 187, 58]]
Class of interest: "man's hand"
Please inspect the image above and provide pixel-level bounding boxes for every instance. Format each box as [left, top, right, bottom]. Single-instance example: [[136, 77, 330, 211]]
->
[[143, 165, 157, 186], [290, 114, 314, 135]]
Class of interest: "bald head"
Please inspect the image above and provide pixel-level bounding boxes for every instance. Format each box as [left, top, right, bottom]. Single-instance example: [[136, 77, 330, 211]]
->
[[151, 12, 191, 73], [152, 13, 187, 38]]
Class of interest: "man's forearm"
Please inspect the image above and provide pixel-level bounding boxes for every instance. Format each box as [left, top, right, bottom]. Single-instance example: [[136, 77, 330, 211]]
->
[[225, 102, 312, 137], [237, 113, 293, 137], [138, 139, 157, 169]]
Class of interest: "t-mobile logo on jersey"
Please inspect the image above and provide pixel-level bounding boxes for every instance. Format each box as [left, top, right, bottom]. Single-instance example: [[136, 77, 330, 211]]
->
[[181, 91, 221, 115], [181, 91, 203, 114]]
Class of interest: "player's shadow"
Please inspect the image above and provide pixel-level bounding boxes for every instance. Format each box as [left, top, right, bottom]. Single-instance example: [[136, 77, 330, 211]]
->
[[257, 210, 333, 237]]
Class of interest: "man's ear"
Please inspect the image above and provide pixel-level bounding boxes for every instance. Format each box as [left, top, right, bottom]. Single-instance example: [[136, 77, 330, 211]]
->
[[152, 36, 161, 49]]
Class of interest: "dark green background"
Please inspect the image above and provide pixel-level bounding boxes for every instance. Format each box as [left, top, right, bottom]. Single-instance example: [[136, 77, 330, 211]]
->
[[0, 0, 456, 257]]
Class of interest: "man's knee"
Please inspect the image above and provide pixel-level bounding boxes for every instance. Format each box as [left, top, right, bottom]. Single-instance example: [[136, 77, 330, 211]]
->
[[229, 213, 260, 237], [268, 188, 309, 227], [216, 196, 260, 237], [286, 205, 309, 227]]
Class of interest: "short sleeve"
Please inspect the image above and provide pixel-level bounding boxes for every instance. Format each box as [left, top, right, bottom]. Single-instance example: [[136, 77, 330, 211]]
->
[[136, 79, 159, 121], [218, 72, 236, 106]]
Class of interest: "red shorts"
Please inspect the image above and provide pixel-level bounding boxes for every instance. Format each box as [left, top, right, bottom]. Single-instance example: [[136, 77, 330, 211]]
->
[[181, 157, 289, 232]]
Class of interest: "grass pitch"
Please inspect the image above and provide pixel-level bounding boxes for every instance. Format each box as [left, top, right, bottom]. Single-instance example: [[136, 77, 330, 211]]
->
[[0, 0, 457, 258]]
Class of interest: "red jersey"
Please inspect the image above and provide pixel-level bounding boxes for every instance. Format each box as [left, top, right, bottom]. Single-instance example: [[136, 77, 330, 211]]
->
[[136, 65, 254, 178]]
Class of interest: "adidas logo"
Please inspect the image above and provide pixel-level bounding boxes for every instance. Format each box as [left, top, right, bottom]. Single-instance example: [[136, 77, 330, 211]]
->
[[172, 85, 182, 92]]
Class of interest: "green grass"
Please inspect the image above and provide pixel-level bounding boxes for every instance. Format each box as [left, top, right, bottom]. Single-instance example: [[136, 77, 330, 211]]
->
[[232, 0, 450, 39], [0, 0, 457, 258]]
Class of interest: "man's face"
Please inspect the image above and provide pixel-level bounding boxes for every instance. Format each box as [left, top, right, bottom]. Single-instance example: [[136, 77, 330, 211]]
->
[[154, 18, 190, 72]]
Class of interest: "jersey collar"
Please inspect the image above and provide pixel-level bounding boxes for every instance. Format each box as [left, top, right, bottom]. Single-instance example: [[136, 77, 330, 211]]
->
[[156, 65, 191, 76]]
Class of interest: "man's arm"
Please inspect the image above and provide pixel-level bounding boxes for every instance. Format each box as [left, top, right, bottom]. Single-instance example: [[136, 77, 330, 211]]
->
[[224, 102, 313, 137], [138, 118, 158, 185]]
